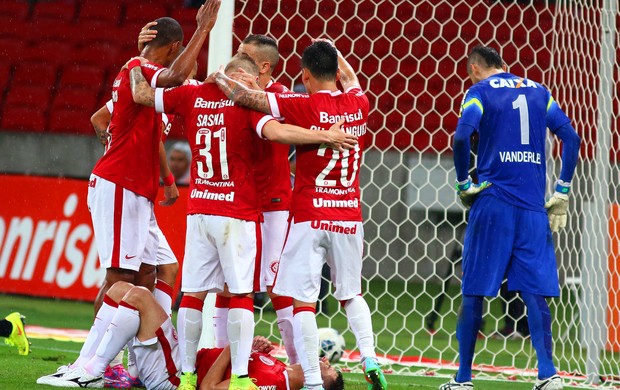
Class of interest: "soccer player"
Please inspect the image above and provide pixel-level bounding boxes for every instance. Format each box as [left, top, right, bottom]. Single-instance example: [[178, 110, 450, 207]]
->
[[439, 45, 580, 390], [214, 40, 387, 390], [212, 34, 299, 366], [36, 281, 341, 390], [87, 0, 219, 320], [197, 340, 343, 390], [129, 55, 356, 390], [1, 312, 29, 356], [91, 97, 181, 388]]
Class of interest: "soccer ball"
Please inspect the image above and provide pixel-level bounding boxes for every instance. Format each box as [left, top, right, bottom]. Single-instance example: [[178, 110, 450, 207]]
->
[[318, 327, 346, 363]]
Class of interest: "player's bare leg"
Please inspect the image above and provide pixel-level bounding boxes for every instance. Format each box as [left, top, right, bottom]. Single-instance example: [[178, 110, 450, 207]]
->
[[178, 291, 208, 390], [268, 287, 298, 364], [157, 262, 179, 287]]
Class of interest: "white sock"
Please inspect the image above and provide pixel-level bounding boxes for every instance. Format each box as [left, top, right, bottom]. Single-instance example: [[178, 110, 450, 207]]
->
[[109, 348, 124, 367], [344, 296, 377, 360], [276, 305, 298, 364], [73, 296, 118, 368], [293, 309, 322, 388], [228, 304, 254, 376], [214, 306, 229, 348], [127, 340, 139, 378], [178, 296, 203, 373], [154, 280, 173, 317], [84, 302, 140, 377]]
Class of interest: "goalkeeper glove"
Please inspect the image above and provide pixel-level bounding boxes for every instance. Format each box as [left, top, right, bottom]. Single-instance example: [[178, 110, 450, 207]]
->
[[544, 180, 570, 232], [455, 176, 492, 210]]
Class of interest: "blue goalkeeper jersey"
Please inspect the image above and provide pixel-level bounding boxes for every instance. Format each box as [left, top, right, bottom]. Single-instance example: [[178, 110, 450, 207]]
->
[[457, 72, 571, 211]]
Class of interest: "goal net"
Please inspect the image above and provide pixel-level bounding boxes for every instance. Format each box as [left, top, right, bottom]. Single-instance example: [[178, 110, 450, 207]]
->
[[230, 0, 620, 385]]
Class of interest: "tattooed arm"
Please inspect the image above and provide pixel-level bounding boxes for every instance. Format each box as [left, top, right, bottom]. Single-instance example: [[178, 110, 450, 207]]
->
[[130, 66, 156, 107], [214, 69, 271, 114]]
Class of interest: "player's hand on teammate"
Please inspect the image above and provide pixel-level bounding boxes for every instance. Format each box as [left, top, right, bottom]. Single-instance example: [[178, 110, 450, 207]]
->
[[324, 119, 357, 152], [160, 182, 179, 206], [230, 68, 261, 90], [251, 336, 274, 354], [137, 21, 157, 52], [544, 180, 570, 232], [122, 56, 147, 70], [455, 176, 492, 209], [196, 0, 221, 33]]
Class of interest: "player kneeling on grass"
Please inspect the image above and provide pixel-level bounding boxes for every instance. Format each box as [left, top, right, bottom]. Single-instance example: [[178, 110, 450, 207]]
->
[[440, 45, 580, 390], [36, 281, 343, 390], [1, 312, 30, 356]]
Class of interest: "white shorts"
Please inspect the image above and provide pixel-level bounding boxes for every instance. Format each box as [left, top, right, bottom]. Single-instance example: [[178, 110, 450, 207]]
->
[[133, 318, 180, 390], [272, 219, 364, 302], [87, 174, 158, 271], [156, 227, 177, 266], [258, 210, 288, 292], [181, 214, 260, 294]]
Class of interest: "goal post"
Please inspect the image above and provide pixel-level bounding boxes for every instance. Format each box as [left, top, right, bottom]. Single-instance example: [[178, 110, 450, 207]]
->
[[205, 0, 620, 385]]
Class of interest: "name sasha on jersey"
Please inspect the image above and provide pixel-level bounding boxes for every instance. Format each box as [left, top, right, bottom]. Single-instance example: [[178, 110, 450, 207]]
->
[[499, 150, 541, 164]]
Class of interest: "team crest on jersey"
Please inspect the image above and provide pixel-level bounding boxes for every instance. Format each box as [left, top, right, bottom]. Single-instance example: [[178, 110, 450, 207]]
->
[[270, 261, 279, 274], [259, 355, 275, 366]]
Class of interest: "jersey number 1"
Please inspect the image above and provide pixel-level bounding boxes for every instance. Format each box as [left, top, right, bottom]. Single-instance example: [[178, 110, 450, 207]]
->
[[512, 94, 530, 145], [196, 127, 229, 180]]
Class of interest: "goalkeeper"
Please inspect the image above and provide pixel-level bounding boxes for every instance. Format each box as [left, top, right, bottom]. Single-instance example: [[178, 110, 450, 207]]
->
[[440, 45, 580, 390]]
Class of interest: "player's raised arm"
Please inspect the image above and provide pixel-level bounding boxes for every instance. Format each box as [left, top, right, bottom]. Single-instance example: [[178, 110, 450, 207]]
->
[[262, 119, 357, 152], [155, 0, 221, 87], [214, 68, 271, 114]]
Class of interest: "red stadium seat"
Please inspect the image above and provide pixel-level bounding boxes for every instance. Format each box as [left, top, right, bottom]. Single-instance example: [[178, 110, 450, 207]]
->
[[0, 62, 12, 94], [52, 86, 99, 111], [1, 107, 47, 132], [171, 7, 197, 26], [33, 1, 76, 21], [66, 44, 121, 67], [20, 41, 73, 66], [59, 66, 106, 88], [5, 85, 53, 108], [124, 3, 168, 26], [78, 1, 122, 24], [0, 17, 24, 39], [48, 107, 92, 134], [0, 39, 25, 64], [12, 62, 59, 87], [0, 1, 30, 20], [23, 20, 78, 43]]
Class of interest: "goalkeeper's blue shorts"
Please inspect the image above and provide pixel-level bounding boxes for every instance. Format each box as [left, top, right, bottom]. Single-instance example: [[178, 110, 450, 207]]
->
[[461, 193, 560, 297]]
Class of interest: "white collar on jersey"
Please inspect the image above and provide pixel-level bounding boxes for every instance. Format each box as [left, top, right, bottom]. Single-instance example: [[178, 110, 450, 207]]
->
[[316, 89, 342, 96]]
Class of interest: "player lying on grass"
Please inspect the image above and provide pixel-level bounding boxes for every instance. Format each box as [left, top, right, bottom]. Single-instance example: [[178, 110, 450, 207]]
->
[[36, 281, 343, 390], [1, 312, 30, 356]]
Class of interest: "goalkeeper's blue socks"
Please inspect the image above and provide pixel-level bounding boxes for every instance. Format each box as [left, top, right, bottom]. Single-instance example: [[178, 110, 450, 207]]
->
[[455, 295, 483, 383], [521, 292, 557, 379]]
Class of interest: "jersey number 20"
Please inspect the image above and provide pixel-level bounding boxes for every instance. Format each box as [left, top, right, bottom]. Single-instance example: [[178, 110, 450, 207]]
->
[[315, 144, 360, 187]]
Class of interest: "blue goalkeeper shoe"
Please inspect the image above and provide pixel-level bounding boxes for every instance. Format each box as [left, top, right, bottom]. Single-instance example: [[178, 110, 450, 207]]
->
[[362, 357, 387, 390], [4, 312, 30, 356]]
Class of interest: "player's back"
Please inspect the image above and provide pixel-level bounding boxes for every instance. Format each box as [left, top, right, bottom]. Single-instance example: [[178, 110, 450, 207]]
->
[[470, 73, 552, 211], [267, 87, 369, 222], [158, 83, 264, 221], [93, 62, 164, 202], [254, 81, 292, 212]]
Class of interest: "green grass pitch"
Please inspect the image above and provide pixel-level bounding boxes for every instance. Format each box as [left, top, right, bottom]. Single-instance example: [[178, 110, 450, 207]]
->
[[0, 287, 607, 389]]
